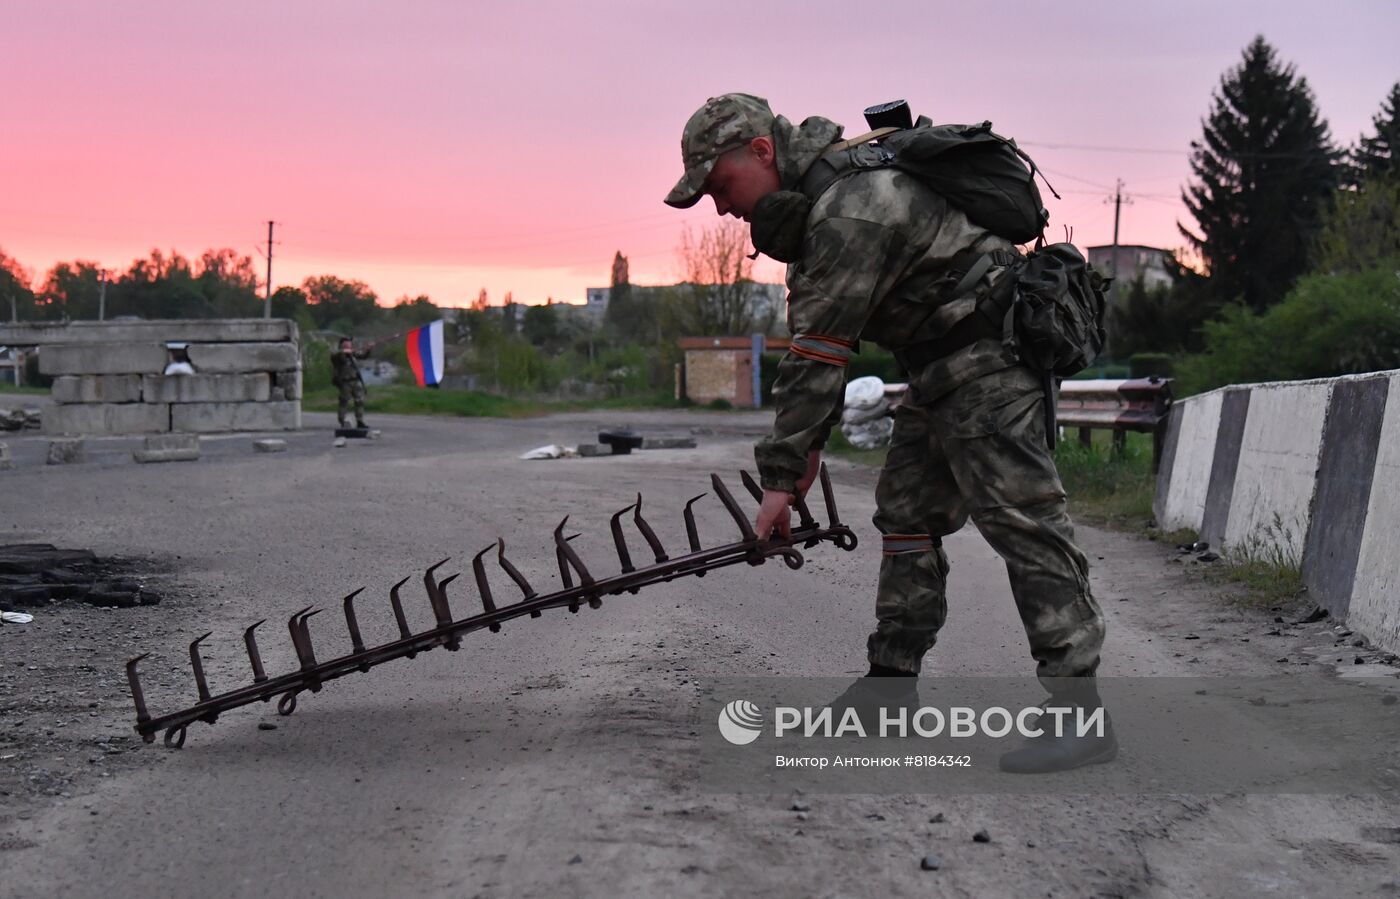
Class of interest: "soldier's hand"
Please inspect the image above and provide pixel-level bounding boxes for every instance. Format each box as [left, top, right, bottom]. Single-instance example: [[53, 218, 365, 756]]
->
[[794, 450, 822, 499], [755, 489, 794, 542]]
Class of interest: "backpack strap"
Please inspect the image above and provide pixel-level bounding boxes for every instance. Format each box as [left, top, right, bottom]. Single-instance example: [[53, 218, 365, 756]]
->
[[799, 136, 900, 202], [825, 126, 901, 154]]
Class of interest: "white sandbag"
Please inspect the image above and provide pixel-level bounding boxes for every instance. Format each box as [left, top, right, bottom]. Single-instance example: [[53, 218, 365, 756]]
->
[[844, 376, 886, 410]]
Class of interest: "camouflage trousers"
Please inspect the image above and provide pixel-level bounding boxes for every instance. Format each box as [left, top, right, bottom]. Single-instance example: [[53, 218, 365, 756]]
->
[[337, 380, 366, 426], [868, 365, 1104, 686]]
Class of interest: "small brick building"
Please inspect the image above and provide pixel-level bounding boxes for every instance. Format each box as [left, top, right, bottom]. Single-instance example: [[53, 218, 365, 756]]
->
[[679, 336, 789, 407]]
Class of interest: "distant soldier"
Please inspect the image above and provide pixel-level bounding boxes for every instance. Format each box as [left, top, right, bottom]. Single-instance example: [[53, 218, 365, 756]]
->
[[331, 337, 371, 429]]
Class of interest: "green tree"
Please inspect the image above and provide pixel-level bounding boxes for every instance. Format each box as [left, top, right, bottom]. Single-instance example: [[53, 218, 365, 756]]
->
[[1105, 255, 1214, 357], [522, 303, 561, 348], [1315, 175, 1400, 273], [1180, 36, 1338, 312], [389, 294, 440, 327], [39, 260, 104, 320], [1354, 82, 1400, 182], [1176, 262, 1400, 395], [195, 249, 261, 318], [302, 275, 380, 332], [0, 249, 37, 321]]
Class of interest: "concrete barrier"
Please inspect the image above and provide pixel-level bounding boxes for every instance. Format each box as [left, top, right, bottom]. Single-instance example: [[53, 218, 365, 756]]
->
[[51, 375, 144, 404], [1155, 369, 1400, 654], [39, 344, 167, 376], [43, 403, 170, 436], [141, 373, 272, 404], [172, 401, 301, 433], [185, 342, 299, 373], [0, 319, 297, 345], [15, 319, 300, 437]]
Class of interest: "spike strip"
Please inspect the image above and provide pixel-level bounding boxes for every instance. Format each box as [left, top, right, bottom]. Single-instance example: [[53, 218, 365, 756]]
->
[[125, 469, 857, 746]]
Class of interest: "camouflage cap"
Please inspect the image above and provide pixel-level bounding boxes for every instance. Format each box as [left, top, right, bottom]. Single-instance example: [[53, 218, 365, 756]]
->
[[664, 93, 775, 209]]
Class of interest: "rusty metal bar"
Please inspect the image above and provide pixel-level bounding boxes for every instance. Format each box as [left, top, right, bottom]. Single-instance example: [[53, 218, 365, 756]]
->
[[125, 468, 858, 747]]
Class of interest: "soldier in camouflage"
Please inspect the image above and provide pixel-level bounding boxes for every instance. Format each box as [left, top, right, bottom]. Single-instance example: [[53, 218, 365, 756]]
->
[[331, 337, 370, 429], [665, 94, 1113, 773]]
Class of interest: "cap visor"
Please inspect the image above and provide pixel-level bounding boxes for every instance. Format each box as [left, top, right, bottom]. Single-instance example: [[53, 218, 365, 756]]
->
[[664, 159, 714, 209]]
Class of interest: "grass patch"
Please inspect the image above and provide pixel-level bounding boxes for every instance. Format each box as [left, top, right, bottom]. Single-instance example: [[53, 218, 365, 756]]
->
[[0, 383, 48, 396], [1054, 430, 1156, 529], [301, 385, 682, 419], [823, 427, 890, 468]]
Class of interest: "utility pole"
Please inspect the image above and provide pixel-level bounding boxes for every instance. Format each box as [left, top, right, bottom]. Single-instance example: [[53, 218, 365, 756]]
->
[[98, 269, 108, 321], [263, 221, 276, 318], [1105, 179, 1132, 280]]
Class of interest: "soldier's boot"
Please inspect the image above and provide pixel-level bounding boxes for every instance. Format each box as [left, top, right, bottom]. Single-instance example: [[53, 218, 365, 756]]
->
[[825, 664, 920, 734], [998, 684, 1118, 774], [356, 418, 368, 429]]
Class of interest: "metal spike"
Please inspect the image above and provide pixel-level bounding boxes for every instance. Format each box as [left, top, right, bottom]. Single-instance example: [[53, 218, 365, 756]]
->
[[609, 503, 638, 573], [423, 558, 451, 624], [342, 589, 367, 654], [632, 493, 668, 563], [436, 574, 462, 650], [388, 576, 418, 659], [739, 469, 763, 503], [818, 462, 841, 528], [243, 620, 269, 684], [189, 632, 214, 702], [496, 539, 541, 617], [683, 493, 708, 553], [125, 654, 152, 733], [472, 544, 502, 632], [711, 473, 757, 542]]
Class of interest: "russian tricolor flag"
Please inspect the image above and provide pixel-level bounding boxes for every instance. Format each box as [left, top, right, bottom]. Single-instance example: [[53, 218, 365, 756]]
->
[[406, 320, 445, 387]]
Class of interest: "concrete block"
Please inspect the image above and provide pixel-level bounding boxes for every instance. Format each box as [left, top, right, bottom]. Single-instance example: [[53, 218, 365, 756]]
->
[[39, 344, 168, 376], [171, 401, 301, 433], [42, 402, 170, 436], [141, 373, 271, 403], [185, 342, 298, 373], [1347, 372, 1400, 655], [133, 448, 199, 464], [52, 374, 143, 404], [641, 437, 698, 450], [577, 444, 605, 457], [46, 439, 84, 465], [144, 433, 200, 453], [0, 319, 297, 346], [253, 438, 287, 453], [1156, 388, 1225, 533], [273, 369, 303, 400], [1223, 380, 1330, 560]]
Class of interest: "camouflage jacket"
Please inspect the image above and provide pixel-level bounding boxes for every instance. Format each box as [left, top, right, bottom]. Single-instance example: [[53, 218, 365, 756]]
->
[[330, 350, 367, 386], [754, 118, 1019, 493]]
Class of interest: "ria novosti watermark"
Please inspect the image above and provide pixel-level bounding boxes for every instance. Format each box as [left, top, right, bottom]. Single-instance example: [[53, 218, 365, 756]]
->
[[698, 676, 1400, 795]]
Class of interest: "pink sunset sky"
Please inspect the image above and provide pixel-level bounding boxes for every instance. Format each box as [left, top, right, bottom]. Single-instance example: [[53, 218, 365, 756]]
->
[[3, 1, 1397, 308]]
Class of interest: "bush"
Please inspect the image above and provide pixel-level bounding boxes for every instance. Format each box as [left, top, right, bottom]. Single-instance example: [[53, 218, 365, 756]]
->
[[1176, 261, 1400, 395], [301, 336, 334, 392]]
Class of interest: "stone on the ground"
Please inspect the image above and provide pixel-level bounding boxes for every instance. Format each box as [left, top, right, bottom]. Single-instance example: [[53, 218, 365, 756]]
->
[[333, 437, 347, 448], [641, 436, 698, 450], [920, 854, 942, 871], [577, 443, 605, 457], [972, 828, 991, 843], [253, 439, 287, 453], [46, 439, 85, 465], [133, 448, 199, 464]]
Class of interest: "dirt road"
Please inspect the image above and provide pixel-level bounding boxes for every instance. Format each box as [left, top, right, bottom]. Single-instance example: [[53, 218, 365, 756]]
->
[[2, 410, 1398, 898]]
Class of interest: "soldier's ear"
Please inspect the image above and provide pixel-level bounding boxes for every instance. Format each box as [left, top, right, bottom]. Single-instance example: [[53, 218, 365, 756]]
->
[[749, 136, 777, 168]]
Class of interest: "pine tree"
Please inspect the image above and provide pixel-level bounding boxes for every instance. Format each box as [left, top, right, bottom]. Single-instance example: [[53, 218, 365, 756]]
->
[[1180, 36, 1338, 311], [1354, 82, 1400, 181]]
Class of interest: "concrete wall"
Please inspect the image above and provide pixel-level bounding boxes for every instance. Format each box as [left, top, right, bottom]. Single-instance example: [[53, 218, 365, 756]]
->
[[1154, 369, 1400, 653], [17, 320, 302, 436]]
